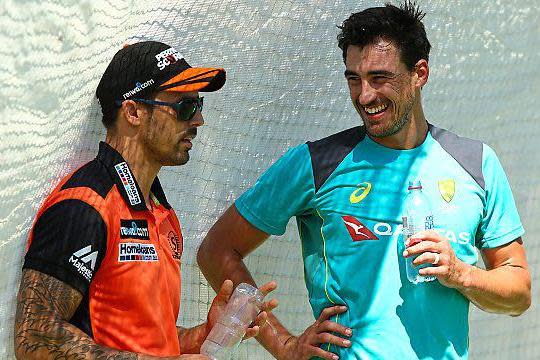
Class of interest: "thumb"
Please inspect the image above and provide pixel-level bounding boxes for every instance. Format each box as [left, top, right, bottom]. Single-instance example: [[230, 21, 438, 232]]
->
[[215, 279, 234, 303]]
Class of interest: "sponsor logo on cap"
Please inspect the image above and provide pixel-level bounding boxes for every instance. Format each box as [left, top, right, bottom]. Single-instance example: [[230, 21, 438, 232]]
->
[[118, 242, 158, 262], [123, 79, 155, 99], [342, 215, 378, 241], [120, 220, 150, 240], [114, 162, 141, 205], [155, 47, 183, 70]]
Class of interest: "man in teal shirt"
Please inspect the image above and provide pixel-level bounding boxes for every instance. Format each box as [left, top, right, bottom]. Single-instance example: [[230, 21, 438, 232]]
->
[[198, 2, 531, 359]]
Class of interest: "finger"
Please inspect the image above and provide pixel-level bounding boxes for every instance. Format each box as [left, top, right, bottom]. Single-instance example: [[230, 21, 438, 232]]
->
[[244, 325, 260, 339], [253, 311, 268, 328], [317, 305, 348, 322], [410, 230, 444, 242], [317, 332, 352, 348], [318, 320, 353, 337], [216, 279, 234, 302], [309, 345, 341, 360], [403, 241, 440, 257], [419, 265, 447, 276], [259, 281, 277, 296], [412, 252, 442, 266], [262, 298, 279, 313]]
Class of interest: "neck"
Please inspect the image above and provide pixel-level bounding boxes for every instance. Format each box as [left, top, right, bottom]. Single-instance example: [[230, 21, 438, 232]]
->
[[369, 101, 428, 150], [106, 134, 160, 207]]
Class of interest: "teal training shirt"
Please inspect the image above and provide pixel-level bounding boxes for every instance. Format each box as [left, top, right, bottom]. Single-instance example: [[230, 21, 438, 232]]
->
[[235, 124, 524, 360]]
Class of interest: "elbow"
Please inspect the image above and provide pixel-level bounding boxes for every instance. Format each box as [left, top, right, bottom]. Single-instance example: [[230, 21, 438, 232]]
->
[[510, 292, 531, 317], [13, 325, 27, 360], [196, 239, 209, 271], [197, 235, 218, 273]]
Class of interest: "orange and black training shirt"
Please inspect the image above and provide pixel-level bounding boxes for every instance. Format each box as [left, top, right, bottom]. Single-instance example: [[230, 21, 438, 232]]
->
[[24, 142, 184, 356]]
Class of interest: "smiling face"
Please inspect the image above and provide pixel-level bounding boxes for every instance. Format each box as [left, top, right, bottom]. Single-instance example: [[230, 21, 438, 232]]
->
[[140, 90, 203, 166], [345, 38, 426, 139]]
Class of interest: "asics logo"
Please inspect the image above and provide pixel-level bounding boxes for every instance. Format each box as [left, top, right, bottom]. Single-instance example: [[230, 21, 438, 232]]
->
[[349, 182, 372, 204]]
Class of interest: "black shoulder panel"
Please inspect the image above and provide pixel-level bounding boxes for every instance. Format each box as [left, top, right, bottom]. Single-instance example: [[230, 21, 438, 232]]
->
[[24, 199, 108, 295], [307, 126, 366, 192], [429, 124, 485, 189], [61, 159, 114, 199]]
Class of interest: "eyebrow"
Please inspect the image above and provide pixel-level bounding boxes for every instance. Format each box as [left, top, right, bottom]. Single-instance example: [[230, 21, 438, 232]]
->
[[344, 69, 396, 77]]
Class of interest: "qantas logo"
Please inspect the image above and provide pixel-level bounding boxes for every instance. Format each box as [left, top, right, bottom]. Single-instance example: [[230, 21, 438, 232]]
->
[[68, 245, 98, 281], [342, 215, 378, 241]]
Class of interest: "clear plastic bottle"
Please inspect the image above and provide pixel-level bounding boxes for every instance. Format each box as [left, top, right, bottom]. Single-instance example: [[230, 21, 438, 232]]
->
[[402, 180, 436, 284], [201, 283, 264, 360]]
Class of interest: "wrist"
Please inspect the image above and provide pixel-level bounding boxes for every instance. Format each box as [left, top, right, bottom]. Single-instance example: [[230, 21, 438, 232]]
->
[[456, 261, 474, 291], [277, 334, 296, 360], [203, 320, 211, 339]]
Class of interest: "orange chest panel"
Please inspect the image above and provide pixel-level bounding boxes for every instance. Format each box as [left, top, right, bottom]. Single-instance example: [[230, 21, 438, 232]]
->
[[90, 189, 184, 356]]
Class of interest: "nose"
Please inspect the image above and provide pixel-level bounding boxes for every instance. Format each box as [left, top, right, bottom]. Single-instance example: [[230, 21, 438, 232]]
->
[[358, 80, 377, 106], [189, 110, 204, 127]]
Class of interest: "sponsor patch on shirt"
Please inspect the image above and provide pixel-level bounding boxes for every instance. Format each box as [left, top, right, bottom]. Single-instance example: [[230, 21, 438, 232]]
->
[[114, 162, 141, 205], [167, 231, 182, 260], [120, 219, 150, 240], [69, 245, 98, 281], [342, 215, 379, 241], [118, 242, 158, 262]]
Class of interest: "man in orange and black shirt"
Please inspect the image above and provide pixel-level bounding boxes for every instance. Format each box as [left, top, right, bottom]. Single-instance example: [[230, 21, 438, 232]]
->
[[14, 41, 276, 359]]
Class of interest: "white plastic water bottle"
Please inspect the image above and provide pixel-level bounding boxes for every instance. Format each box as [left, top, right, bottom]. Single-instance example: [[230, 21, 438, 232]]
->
[[201, 283, 264, 360], [402, 180, 436, 284]]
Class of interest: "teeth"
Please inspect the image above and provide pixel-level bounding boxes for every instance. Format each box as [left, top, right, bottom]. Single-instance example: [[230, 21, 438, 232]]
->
[[364, 104, 388, 114]]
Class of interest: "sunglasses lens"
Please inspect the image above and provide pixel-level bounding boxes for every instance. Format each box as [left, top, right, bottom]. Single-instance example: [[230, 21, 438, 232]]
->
[[176, 98, 203, 121], [176, 102, 197, 121]]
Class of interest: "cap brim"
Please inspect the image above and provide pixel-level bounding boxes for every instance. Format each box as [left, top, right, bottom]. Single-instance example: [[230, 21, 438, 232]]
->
[[159, 67, 226, 93]]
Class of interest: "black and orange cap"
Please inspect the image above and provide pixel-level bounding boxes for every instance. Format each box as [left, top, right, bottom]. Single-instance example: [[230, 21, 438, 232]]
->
[[96, 41, 226, 117]]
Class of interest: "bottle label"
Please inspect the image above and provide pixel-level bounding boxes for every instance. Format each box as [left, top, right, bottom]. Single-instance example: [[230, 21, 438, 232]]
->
[[425, 215, 434, 230]]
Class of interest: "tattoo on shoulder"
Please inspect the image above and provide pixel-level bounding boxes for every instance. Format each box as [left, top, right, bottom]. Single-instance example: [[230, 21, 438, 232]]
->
[[15, 269, 138, 359]]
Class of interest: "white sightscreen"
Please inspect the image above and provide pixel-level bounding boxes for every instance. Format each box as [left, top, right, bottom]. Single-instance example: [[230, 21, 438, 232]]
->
[[0, 0, 538, 359]]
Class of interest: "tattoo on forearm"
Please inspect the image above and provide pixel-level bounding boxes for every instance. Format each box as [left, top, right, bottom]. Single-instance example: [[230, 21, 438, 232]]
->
[[14, 269, 137, 359]]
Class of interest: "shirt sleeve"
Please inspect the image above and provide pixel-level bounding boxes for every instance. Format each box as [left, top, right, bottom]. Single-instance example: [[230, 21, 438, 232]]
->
[[235, 144, 316, 235], [476, 144, 524, 249], [23, 199, 108, 295]]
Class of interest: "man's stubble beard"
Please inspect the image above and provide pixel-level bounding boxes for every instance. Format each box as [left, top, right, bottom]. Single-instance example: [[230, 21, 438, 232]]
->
[[364, 92, 415, 139]]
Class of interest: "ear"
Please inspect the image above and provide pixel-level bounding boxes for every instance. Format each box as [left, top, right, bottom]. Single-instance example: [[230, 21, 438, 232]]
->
[[121, 100, 143, 127], [412, 59, 429, 88]]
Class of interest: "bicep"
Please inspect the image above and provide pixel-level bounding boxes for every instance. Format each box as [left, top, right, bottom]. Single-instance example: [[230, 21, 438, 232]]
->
[[481, 238, 528, 271], [204, 204, 270, 257]]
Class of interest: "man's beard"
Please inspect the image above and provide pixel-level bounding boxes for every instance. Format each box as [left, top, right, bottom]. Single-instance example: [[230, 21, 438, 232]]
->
[[365, 93, 415, 138]]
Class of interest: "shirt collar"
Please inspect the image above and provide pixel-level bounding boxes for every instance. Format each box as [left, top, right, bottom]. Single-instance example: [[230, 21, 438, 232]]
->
[[96, 141, 171, 211]]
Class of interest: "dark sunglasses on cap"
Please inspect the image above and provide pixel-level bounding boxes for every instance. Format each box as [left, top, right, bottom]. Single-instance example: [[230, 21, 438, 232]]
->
[[116, 97, 204, 121]]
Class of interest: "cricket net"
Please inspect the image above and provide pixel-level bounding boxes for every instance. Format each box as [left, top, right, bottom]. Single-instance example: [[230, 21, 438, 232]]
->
[[0, 0, 538, 358]]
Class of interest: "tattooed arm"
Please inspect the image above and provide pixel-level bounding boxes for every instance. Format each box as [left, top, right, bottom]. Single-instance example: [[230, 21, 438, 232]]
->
[[15, 269, 208, 360], [14, 268, 140, 359]]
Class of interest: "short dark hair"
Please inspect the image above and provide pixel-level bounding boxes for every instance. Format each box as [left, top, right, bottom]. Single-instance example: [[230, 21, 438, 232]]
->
[[102, 109, 118, 129], [337, 1, 431, 70], [101, 91, 158, 130]]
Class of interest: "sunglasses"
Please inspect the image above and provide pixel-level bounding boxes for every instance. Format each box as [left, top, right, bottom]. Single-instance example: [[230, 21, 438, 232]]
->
[[129, 97, 204, 121]]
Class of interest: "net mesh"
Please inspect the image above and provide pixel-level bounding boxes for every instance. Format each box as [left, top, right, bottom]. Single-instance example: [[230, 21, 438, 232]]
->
[[1, 0, 538, 358]]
